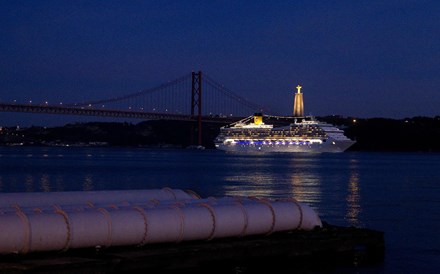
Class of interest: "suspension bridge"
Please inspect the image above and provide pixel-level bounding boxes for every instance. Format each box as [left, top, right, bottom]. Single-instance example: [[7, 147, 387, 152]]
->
[[0, 71, 271, 145]]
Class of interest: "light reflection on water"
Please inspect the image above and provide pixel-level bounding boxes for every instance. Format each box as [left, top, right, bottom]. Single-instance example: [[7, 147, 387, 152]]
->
[[40, 174, 51, 192], [289, 174, 322, 205], [25, 175, 34, 192], [82, 174, 94, 191], [346, 159, 362, 227], [221, 153, 362, 227], [223, 173, 276, 197], [288, 156, 322, 205]]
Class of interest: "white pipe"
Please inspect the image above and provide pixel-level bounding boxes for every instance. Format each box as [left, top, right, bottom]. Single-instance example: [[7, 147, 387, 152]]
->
[[240, 198, 275, 235], [139, 206, 183, 244], [0, 213, 27, 254], [200, 202, 247, 239], [28, 211, 68, 252], [0, 188, 199, 210], [100, 208, 146, 247], [180, 205, 215, 241], [0, 195, 322, 254]]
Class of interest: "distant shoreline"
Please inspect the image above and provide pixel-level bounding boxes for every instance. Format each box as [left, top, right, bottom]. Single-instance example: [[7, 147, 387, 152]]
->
[[2, 116, 440, 152]]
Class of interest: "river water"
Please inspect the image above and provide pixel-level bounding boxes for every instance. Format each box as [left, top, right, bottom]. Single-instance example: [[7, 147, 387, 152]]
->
[[0, 146, 439, 273]]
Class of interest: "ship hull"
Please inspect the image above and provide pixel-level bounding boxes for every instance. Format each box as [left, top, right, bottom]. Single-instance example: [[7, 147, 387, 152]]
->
[[215, 139, 355, 153]]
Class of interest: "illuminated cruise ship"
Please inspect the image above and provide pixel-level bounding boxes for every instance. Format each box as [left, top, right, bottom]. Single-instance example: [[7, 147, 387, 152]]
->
[[214, 85, 355, 153]]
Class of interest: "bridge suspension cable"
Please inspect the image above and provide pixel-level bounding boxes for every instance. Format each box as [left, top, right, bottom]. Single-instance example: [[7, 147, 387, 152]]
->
[[62, 71, 271, 117], [203, 74, 269, 114], [65, 73, 192, 107]]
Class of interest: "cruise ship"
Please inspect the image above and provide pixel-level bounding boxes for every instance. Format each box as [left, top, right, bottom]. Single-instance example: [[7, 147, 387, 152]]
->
[[214, 85, 355, 153]]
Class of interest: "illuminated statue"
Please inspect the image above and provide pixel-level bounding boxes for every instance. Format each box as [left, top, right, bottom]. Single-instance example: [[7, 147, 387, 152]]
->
[[293, 85, 304, 117]]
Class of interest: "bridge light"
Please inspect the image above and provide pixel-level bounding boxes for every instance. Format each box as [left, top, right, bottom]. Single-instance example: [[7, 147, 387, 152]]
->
[[88, 104, 92, 107], [59, 102, 63, 105]]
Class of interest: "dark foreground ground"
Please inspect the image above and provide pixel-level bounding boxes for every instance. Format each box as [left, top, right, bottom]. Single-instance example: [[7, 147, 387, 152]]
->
[[0, 224, 384, 274]]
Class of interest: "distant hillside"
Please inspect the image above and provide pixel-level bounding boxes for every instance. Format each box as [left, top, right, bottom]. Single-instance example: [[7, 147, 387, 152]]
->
[[319, 115, 440, 152], [2, 116, 440, 152], [0, 120, 226, 149]]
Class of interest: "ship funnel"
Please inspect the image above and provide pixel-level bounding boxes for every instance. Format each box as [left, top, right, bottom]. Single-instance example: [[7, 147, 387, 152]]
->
[[253, 113, 263, 125], [293, 85, 304, 117]]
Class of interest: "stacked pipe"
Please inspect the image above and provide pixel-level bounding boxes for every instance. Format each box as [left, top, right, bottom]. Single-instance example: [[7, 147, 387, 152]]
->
[[0, 189, 322, 254], [0, 188, 200, 208]]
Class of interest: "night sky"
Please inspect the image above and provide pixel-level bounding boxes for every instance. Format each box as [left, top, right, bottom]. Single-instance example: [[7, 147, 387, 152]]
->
[[1, 0, 439, 126]]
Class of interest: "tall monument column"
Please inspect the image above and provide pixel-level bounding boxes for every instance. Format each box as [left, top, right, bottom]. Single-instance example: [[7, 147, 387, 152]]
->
[[293, 85, 304, 117]]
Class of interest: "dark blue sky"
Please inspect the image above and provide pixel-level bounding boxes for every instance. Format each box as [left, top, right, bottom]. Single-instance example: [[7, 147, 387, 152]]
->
[[1, 0, 439, 126]]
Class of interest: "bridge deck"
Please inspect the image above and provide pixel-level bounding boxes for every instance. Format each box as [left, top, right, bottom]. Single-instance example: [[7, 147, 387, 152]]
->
[[0, 103, 238, 123]]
